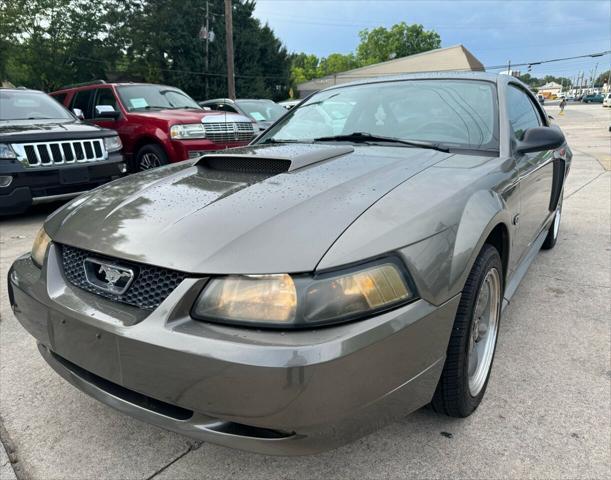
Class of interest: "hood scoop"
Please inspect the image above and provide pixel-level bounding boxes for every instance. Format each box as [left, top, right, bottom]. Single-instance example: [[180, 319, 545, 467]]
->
[[196, 144, 354, 175]]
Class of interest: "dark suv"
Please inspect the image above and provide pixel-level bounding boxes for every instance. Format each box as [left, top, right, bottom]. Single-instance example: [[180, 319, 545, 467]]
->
[[51, 82, 256, 171], [0, 88, 125, 216]]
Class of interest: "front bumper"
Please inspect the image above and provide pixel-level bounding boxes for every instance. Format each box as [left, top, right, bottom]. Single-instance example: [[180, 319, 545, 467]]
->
[[169, 139, 252, 162], [8, 245, 459, 455], [0, 153, 125, 215]]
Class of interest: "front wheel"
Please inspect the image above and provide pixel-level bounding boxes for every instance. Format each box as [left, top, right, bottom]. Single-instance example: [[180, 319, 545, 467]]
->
[[432, 244, 503, 417], [134, 144, 169, 172]]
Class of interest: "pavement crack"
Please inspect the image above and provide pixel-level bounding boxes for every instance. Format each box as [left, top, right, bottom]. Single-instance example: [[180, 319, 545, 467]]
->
[[145, 442, 203, 480], [565, 170, 608, 200], [533, 272, 610, 290], [0, 415, 25, 480]]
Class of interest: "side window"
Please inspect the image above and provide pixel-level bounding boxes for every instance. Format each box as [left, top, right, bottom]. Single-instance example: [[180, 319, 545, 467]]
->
[[507, 85, 541, 140], [70, 89, 94, 119], [93, 88, 119, 116], [51, 93, 67, 105]]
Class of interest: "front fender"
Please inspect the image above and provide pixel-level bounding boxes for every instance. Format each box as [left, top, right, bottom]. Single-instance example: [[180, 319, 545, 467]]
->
[[449, 190, 511, 296], [396, 190, 510, 306]]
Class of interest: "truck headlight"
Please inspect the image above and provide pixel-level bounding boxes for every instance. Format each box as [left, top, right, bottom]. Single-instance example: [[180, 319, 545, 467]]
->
[[103, 135, 122, 152], [0, 143, 16, 159], [31, 228, 51, 267], [170, 124, 206, 140], [192, 259, 415, 328]]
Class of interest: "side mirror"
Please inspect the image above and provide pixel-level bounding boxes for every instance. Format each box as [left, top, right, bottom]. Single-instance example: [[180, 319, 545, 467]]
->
[[515, 126, 565, 154], [72, 108, 84, 120], [95, 105, 120, 120]]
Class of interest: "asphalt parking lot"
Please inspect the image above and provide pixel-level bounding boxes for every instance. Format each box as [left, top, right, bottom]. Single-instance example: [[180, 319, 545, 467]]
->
[[0, 103, 609, 480]]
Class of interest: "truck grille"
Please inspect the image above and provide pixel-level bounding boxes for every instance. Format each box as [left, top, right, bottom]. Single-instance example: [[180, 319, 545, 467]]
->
[[61, 245, 187, 310], [203, 122, 255, 143], [11, 139, 107, 167]]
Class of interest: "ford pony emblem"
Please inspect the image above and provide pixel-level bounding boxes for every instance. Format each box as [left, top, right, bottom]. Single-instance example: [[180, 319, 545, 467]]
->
[[83, 258, 135, 295]]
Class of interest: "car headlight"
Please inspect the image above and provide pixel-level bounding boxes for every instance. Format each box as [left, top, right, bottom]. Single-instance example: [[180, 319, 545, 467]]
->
[[0, 143, 16, 159], [170, 123, 206, 140], [31, 228, 51, 267], [192, 259, 415, 328], [103, 135, 122, 152]]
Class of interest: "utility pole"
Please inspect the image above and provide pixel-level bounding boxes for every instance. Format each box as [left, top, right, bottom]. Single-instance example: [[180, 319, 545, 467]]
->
[[224, 0, 236, 99], [592, 62, 599, 88], [204, 0, 210, 99]]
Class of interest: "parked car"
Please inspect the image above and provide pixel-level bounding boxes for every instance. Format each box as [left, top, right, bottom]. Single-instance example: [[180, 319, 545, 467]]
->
[[602, 93, 611, 107], [537, 94, 545, 105], [51, 81, 255, 171], [0, 88, 125, 215], [199, 98, 286, 132], [555, 92, 565, 99], [582, 93, 604, 103], [9, 72, 571, 455], [278, 99, 301, 110]]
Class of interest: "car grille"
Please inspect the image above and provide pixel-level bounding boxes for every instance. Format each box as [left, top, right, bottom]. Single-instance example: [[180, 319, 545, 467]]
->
[[11, 139, 107, 167], [203, 122, 255, 143], [61, 245, 187, 310]]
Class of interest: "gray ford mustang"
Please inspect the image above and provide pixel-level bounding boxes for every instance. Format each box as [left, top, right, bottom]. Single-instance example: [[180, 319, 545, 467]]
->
[[8, 72, 570, 455]]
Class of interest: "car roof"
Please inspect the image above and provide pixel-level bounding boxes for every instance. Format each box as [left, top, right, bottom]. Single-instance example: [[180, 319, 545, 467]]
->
[[52, 82, 185, 94], [322, 71, 518, 92], [200, 98, 275, 104], [0, 87, 45, 94]]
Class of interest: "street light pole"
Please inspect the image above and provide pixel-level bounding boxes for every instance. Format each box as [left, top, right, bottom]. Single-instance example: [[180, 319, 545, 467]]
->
[[204, 0, 210, 99], [224, 0, 236, 99]]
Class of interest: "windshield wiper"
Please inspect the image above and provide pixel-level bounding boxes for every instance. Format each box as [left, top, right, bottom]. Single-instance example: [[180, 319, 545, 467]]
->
[[261, 138, 303, 144], [313, 132, 450, 153]]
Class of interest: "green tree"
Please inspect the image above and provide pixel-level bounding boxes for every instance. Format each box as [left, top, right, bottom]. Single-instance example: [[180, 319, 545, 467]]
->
[[594, 70, 610, 87], [317, 53, 359, 77], [356, 22, 441, 66], [0, 0, 291, 99], [0, 0, 133, 90], [290, 53, 320, 84]]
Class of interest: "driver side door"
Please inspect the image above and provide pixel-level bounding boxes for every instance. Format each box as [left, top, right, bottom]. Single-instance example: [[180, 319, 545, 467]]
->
[[507, 84, 555, 261]]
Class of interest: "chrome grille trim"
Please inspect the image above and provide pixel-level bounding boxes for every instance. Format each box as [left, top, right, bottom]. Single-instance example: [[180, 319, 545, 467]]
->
[[11, 139, 108, 167], [203, 122, 255, 143]]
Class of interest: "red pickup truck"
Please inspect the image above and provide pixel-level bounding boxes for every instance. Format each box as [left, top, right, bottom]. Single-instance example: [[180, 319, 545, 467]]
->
[[51, 81, 256, 171]]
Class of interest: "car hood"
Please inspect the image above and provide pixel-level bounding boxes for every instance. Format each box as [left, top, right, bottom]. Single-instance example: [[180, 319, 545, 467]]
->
[[45, 143, 451, 274], [130, 109, 248, 124], [0, 119, 111, 142]]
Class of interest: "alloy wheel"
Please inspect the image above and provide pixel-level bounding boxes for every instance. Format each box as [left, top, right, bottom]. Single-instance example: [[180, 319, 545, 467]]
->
[[467, 267, 501, 397], [139, 152, 161, 170]]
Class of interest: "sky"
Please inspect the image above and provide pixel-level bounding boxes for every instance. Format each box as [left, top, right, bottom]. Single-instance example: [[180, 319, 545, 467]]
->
[[253, 0, 611, 83]]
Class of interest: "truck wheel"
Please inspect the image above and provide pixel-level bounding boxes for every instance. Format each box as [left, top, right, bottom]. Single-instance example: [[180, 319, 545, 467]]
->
[[135, 144, 169, 171], [542, 201, 562, 250], [432, 244, 503, 417]]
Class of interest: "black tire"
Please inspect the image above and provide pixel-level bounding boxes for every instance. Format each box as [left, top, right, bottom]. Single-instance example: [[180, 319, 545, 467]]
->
[[133, 144, 169, 172], [542, 202, 562, 250], [432, 244, 503, 418]]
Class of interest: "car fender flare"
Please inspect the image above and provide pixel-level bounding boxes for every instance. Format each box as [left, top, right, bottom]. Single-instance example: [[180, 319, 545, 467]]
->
[[449, 189, 511, 297]]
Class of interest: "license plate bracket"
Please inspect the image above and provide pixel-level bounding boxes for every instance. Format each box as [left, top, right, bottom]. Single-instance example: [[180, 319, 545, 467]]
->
[[60, 167, 90, 185]]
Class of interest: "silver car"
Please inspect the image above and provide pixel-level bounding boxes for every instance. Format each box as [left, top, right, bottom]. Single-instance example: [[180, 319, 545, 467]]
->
[[9, 72, 570, 455]]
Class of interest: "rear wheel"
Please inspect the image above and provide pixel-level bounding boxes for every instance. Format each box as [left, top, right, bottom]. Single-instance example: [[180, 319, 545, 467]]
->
[[432, 244, 503, 417], [542, 199, 562, 250], [134, 144, 169, 172]]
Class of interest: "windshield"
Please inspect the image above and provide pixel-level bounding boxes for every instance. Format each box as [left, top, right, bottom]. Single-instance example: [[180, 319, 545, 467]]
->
[[117, 85, 201, 111], [236, 100, 286, 122], [259, 79, 499, 150], [0, 90, 74, 121]]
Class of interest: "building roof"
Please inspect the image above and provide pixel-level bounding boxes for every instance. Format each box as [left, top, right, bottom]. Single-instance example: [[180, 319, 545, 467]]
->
[[297, 44, 484, 95], [539, 82, 563, 90]]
